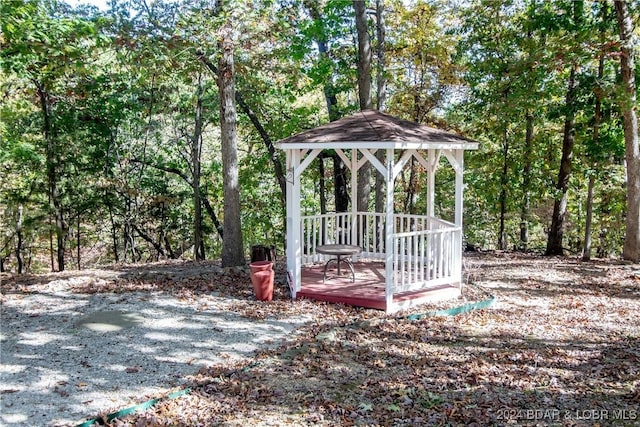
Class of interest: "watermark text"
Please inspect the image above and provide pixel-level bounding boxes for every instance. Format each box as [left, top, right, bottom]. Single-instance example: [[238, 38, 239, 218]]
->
[[495, 408, 637, 422]]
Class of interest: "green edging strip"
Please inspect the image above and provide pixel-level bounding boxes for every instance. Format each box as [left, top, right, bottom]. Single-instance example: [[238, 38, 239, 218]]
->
[[404, 296, 497, 321], [76, 388, 191, 427], [75, 361, 262, 427]]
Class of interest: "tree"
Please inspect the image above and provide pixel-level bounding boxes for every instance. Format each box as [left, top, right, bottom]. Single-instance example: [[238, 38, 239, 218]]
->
[[543, 1, 584, 255], [375, 0, 387, 111], [1, 0, 100, 271], [456, 0, 533, 250], [582, 2, 611, 261], [374, 0, 386, 214], [546, 0, 601, 256], [386, 0, 462, 123], [614, 0, 640, 262], [354, 0, 373, 214], [192, 73, 205, 260], [546, 64, 579, 256], [354, 0, 373, 111], [300, 0, 353, 214], [518, 1, 542, 252], [110, 0, 230, 261], [218, 25, 245, 267]]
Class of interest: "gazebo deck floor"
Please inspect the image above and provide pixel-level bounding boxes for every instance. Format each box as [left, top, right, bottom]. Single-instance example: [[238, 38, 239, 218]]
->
[[297, 261, 460, 312]]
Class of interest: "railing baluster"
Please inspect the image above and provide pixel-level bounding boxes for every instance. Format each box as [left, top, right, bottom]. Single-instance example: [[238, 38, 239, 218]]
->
[[416, 233, 424, 282], [312, 217, 317, 263], [438, 230, 443, 277]]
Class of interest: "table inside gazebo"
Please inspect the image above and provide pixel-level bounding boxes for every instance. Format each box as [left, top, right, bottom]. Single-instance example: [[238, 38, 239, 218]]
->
[[315, 244, 362, 282]]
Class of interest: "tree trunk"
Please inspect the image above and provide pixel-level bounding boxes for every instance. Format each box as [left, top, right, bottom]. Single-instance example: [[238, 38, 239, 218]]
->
[[374, 0, 386, 214], [132, 223, 167, 258], [354, 0, 372, 214], [520, 112, 533, 251], [583, 174, 595, 260], [49, 212, 54, 270], [201, 195, 224, 239], [318, 155, 328, 214], [164, 236, 176, 259], [375, 0, 386, 111], [318, 155, 328, 243], [334, 151, 349, 243], [124, 200, 139, 263], [404, 157, 418, 214], [311, 26, 340, 120], [108, 203, 119, 263], [583, 50, 605, 261], [546, 65, 578, 256], [192, 74, 205, 261], [498, 126, 509, 251], [333, 153, 349, 213], [36, 82, 66, 271], [218, 29, 245, 267], [354, 0, 372, 110], [16, 205, 23, 274], [123, 194, 137, 262], [76, 214, 81, 269], [614, 0, 640, 262], [123, 217, 129, 262], [375, 149, 385, 213]]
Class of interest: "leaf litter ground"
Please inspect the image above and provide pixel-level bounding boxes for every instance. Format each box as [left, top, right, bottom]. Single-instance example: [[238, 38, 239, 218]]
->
[[2, 253, 639, 426]]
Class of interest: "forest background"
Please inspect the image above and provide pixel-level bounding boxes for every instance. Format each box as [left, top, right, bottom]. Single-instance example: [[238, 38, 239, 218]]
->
[[1, 0, 639, 274]]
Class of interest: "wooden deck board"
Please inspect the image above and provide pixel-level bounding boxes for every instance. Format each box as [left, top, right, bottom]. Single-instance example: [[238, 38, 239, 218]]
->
[[297, 261, 461, 312]]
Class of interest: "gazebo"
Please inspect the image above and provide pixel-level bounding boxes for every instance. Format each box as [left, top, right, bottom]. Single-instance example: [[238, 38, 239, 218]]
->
[[277, 110, 478, 313]]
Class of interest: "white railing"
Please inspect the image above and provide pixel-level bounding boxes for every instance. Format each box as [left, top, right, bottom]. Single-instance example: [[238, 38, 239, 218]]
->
[[301, 212, 352, 264], [301, 212, 462, 294], [354, 212, 386, 259], [392, 227, 462, 294], [394, 213, 455, 233]]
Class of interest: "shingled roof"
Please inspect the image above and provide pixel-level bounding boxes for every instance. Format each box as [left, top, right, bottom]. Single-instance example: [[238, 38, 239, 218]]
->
[[277, 109, 478, 149]]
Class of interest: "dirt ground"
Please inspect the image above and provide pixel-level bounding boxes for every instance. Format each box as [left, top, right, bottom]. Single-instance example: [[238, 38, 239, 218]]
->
[[2, 253, 639, 426]]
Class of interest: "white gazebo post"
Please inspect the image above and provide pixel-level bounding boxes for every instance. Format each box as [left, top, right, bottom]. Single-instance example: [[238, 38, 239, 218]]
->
[[454, 149, 465, 283], [384, 148, 395, 309], [351, 148, 358, 247], [453, 149, 464, 228], [286, 148, 323, 297], [285, 149, 301, 298], [443, 148, 465, 285], [427, 150, 438, 222]]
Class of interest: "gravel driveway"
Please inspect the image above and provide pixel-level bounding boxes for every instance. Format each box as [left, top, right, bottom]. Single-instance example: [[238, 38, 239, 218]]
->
[[1, 269, 310, 426]]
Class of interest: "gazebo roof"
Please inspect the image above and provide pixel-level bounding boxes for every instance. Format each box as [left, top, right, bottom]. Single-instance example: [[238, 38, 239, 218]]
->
[[277, 109, 478, 150]]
